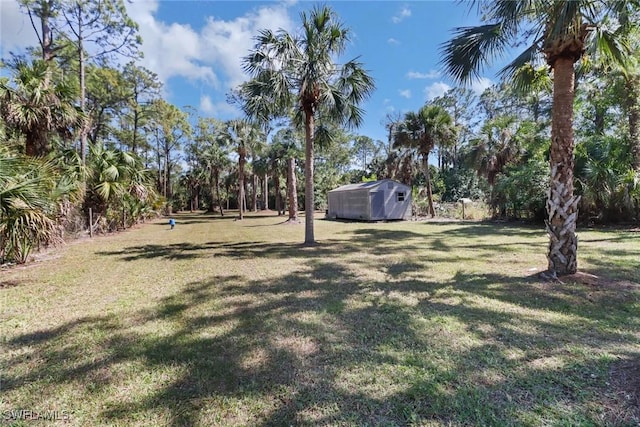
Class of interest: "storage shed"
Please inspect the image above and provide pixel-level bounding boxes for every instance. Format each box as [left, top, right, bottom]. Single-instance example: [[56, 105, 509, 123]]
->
[[327, 179, 412, 221]]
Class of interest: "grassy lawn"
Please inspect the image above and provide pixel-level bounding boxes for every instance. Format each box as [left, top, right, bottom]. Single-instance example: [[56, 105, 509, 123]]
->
[[1, 212, 639, 426]]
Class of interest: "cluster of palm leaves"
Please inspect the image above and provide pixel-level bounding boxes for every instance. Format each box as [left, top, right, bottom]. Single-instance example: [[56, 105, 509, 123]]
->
[[0, 60, 158, 264], [0, 149, 66, 263]]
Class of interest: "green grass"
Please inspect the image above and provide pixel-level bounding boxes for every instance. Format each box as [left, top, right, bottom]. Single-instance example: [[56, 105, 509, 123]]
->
[[1, 212, 639, 426]]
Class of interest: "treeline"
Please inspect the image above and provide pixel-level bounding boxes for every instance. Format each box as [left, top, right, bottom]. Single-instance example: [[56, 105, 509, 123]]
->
[[2, 1, 639, 265]]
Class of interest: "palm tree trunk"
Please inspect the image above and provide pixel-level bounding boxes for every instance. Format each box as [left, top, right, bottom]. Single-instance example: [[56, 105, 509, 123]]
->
[[304, 111, 315, 245], [263, 173, 269, 210], [287, 157, 298, 221], [273, 173, 281, 215], [626, 75, 640, 171], [423, 155, 435, 217], [546, 57, 579, 276], [238, 155, 245, 220], [214, 170, 224, 216], [252, 173, 258, 212]]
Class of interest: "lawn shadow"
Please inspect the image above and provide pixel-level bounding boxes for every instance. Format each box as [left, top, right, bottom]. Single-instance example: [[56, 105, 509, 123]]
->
[[5, 252, 639, 425], [4, 219, 639, 425]]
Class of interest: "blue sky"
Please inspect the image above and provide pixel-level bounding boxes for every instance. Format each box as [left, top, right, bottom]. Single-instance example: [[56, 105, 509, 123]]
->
[[1, 1, 499, 144]]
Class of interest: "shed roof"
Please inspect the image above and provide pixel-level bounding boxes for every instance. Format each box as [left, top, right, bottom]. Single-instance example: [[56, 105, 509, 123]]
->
[[328, 179, 407, 193]]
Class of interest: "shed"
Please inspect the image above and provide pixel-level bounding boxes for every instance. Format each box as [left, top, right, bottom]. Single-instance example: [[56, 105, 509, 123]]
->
[[327, 179, 412, 221]]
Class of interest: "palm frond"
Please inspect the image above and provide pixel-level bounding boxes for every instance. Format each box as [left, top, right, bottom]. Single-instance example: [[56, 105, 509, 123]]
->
[[440, 23, 511, 84], [498, 42, 542, 83]]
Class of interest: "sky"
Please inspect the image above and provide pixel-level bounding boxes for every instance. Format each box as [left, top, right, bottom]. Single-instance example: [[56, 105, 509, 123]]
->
[[0, 0, 499, 144]]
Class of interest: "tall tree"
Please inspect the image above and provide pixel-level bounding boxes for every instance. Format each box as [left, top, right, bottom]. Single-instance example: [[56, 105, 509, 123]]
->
[[394, 105, 456, 218], [21, 0, 59, 63], [220, 120, 262, 220], [147, 100, 190, 202], [467, 115, 522, 215], [60, 0, 141, 165], [191, 117, 229, 216], [351, 135, 377, 172], [241, 5, 375, 245], [440, 0, 636, 276], [120, 62, 162, 155], [271, 127, 303, 221]]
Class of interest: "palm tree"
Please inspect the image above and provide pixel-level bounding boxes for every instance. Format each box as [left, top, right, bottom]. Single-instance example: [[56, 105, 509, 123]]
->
[[394, 105, 456, 218], [267, 143, 286, 215], [220, 120, 262, 220], [252, 157, 270, 210], [440, 1, 635, 276], [270, 128, 303, 221], [467, 115, 523, 215], [0, 147, 67, 263], [0, 60, 82, 157], [241, 5, 375, 244], [201, 143, 230, 216], [84, 142, 152, 229]]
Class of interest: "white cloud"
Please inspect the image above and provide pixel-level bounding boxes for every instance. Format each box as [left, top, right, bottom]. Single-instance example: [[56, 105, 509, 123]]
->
[[424, 81, 452, 101], [0, 1, 39, 57], [126, 1, 294, 91], [199, 5, 293, 89], [399, 89, 411, 99], [199, 95, 241, 118], [387, 38, 400, 45], [407, 69, 441, 79], [471, 76, 493, 94], [391, 6, 411, 24]]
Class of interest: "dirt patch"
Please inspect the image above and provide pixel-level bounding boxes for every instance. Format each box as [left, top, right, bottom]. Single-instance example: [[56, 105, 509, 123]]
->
[[0, 279, 21, 289], [602, 356, 640, 425], [564, 271, 638, 289]]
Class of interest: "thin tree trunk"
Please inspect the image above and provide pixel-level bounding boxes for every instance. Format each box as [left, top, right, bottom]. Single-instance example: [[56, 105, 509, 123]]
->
[[214, 170, 224, 216], [287, 157, 298, 221], [252, 174, 258, 212], [77, 7, 87, 166], [244, 180, 249, 213], [626, 75, 640, 171], [274, 173, 282, 215], [304, 111, 315, 245], [263, 173, 269, 210], [423, 155, 435, 217], [238, 155, 245, 220], [546, 57, 579, 276]]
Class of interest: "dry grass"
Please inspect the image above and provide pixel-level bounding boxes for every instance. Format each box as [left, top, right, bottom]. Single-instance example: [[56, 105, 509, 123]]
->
[[1, 212, 639, 426]]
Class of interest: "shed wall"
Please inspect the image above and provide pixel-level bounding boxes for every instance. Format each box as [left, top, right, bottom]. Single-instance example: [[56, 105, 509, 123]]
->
[[327, 180, 412, 221]]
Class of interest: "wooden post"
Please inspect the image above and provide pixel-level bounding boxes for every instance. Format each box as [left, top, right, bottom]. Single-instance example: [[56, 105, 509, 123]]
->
[[89, 208, 93, 238]]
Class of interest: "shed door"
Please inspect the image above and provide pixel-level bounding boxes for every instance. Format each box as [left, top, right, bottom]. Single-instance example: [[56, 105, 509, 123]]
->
[[370, 191, 385, 219]]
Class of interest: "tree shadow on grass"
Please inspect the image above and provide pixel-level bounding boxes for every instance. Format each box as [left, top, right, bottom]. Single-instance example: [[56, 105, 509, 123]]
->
[[4, 255, 639, 426]]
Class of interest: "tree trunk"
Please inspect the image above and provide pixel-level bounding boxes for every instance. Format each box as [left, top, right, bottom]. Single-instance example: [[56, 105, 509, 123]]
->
[[546, 57, 579, 276], [626, 75, 640, 172], [273, 173, 281, 215], [77, 7, 88, 166], [287, 157, 298, 221], [423, 155, 435, 217], [40, 1, 55, 62], [252, 173, 258, 212], [164, 147, 170, 199], [263, 173, 269, 210], [238, 154, 245, 220], [214, 170, 223, 216], [304, 110, 315, 245], [194, 189, 198, 212]]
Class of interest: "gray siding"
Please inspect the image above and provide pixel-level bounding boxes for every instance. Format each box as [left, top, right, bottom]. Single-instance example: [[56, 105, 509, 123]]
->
[[327, 180, 411, 221]]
